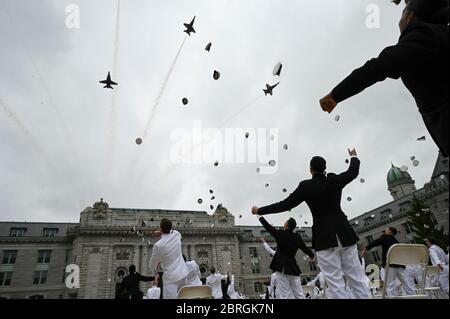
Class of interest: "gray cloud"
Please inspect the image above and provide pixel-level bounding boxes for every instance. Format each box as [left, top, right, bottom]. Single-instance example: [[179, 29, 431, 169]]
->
[[0, 0, 439, 227]]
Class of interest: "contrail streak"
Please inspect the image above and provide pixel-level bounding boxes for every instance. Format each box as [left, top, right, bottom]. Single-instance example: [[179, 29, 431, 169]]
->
[[141, 36, 187, 140]]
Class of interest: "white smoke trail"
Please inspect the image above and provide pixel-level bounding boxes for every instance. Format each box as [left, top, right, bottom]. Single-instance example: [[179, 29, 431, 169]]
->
[[127, 36, 187, 184], [105, 0, 121, 174], [141, 36, 187, 140], [0, 98, 32, 137], [136, 94, 264, 188], [0, 97, 83, 211]]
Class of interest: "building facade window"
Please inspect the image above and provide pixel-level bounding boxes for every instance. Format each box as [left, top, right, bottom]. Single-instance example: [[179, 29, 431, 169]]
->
[[0, 272, 13, 286], [399, 201, 411, 212], [251, 262, 260, 274], [363, 218, 372, 226], [43, 228, 58, 238], [28, 295, 45, 299], [197, 250, 209, 259], [249, 247, 258, 258], [402, 222, 414, 234], [380, 210, 390, 220], [33, 270, 48, 285], [309, 262, 317, 272], [9, 228, 26, 237], [253, 282, 262, 293], [37, 250, 52, 264], [2, 251, 17, 264], [366, 235, 374, 244]]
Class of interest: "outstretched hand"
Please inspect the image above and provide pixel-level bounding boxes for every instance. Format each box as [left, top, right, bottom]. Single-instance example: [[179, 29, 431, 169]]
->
[[320, 93, 337, 113], [252, 206, 259, 215], [348, 148, 357, 157], [360, 248, 367, 257]]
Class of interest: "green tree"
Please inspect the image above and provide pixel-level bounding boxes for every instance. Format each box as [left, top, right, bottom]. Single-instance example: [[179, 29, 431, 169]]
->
[[406, 196, 448, 249]]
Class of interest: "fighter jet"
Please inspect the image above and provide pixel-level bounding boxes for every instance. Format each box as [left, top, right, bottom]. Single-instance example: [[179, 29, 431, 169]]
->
[[263, 82, 280, 96], [183, 16, 196, 36], [99, 72, 118, 89]]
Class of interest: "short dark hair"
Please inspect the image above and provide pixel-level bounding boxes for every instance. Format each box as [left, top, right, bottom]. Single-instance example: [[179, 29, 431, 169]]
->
[[427, 237, 437, 245], [310, 156, 326, 174], [129, 265, 136, 274], [210, 267, 216, 274], [407, 0, 449, 23], [160, 218, 172, 234], [287, 218, 297, 231], [388, 227, 398, 236]]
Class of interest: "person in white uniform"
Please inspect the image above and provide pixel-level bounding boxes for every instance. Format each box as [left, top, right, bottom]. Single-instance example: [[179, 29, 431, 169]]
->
[[146, 280, 161, 299], [259, 237, 282, 299], [426, 238, 449, 298], [206, 267, 227, 299], [149, 218, 188, 299], [227, 275, 241, 299], [183, 255, 202, 286]]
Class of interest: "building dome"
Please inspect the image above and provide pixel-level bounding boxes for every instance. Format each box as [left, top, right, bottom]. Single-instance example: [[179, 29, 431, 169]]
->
[[387, 164, 414, 188]]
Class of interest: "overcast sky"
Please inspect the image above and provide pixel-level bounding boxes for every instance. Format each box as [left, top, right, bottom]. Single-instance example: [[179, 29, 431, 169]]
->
[[0, 0, 440, 227]]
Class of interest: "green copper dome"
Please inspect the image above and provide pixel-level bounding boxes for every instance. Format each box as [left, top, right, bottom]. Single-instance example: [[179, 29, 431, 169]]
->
[[387, 164, 414, 188]]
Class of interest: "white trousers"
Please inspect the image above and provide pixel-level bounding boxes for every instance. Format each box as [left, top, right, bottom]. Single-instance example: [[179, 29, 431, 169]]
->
[[163, 277, 188, 299], [275, 272, 305, 299], [429, 265, 449, 298], [316, 238, 372, 299], [385, 267, 416, 296]]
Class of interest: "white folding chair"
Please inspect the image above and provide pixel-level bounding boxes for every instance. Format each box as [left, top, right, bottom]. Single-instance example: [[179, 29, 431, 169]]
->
[[424, 266, 442, 299], [381, 244, 429, 299], [178, 285, 213, 299]]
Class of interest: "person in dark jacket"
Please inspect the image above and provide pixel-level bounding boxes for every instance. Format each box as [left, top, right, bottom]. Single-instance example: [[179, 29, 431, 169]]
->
[[255, 215, 314, 299], [362, 227, 416, 296], [118, 265, 155, 300], [320, 0, 449, 157], [252, 148, 371, 299]]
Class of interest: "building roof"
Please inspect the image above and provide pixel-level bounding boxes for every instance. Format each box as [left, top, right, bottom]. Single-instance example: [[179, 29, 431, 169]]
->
[[387, 164, 414, 188]]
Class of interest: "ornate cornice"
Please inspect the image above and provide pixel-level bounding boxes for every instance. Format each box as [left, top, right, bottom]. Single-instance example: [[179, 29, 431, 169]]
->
[[0, 237, 73, 244]]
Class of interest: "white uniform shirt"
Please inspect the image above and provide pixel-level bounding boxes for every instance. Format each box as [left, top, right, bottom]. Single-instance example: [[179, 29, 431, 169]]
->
[[429, 244, 449, 266], [185, 260, 202, 286], [206, 273, 227, 299], [146, 287, 161, 299], [149, 230, 188, 284]]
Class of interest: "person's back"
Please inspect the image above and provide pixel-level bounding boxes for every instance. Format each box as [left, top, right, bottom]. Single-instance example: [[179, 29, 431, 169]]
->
[[272, 231, 310, 274], [206, 269, 226, 299], [121, 266, 154, 300], [185, 260, 202, 286], [149, 219, 189, 299], [154, 232, 186, 282]]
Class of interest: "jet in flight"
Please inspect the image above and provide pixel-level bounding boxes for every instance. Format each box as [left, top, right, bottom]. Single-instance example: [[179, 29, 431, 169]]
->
[[184, 16, 196, 36], [263, 82, 280, 96], [99, 72, 118, 89]]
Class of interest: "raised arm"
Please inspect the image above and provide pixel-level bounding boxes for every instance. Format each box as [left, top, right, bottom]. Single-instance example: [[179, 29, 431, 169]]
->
[[365, 236, 384, 252], [137, 273, 155, 282], [332, 156, 360, 188], [262, 240, 276, 257], [257, 216, 280, 240], [257, 182, 306, 216], [320, 25, 430, 112]]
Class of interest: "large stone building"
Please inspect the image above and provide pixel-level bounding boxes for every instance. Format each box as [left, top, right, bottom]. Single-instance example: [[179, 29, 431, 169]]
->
[[0, 201, 315, 299], [0, 153, 447, 299]]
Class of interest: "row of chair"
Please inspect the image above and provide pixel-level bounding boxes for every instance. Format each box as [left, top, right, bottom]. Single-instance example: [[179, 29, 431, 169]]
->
[[177, 244, 442, 300]]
